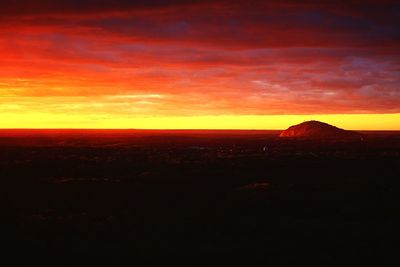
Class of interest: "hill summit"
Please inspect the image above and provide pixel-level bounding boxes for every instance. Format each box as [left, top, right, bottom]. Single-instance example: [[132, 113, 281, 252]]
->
[[279, 120, 362, 139]]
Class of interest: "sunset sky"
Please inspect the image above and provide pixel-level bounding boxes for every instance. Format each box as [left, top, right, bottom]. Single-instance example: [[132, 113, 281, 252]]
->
[[1, 0, 399, 129]]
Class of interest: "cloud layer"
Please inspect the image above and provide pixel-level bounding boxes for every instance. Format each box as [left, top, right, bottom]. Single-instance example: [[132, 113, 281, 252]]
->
[[0, 0, 399, 117]]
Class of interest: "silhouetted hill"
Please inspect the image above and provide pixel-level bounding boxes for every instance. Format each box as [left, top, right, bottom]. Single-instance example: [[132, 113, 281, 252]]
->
[[280, 120, 362, 140]]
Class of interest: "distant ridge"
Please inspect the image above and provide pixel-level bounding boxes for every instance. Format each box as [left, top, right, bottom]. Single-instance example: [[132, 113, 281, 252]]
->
[[279, 120, 362, 140]]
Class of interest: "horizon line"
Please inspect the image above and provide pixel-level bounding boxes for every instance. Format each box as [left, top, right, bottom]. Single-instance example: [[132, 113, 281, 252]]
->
[[2, 114, 399, 130], [0, 128, 399, 132]]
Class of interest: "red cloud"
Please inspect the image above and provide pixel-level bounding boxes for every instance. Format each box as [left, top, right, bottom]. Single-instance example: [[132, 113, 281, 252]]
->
[[0, 0, 399, 116]]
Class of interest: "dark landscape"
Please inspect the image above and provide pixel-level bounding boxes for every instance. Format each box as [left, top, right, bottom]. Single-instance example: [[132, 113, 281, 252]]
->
[[2, 128, 400, 266]]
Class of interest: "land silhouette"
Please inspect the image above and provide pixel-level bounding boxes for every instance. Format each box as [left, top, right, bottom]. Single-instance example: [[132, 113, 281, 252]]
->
[[280, 120, 362, 139], [1, 128, 399, 266]]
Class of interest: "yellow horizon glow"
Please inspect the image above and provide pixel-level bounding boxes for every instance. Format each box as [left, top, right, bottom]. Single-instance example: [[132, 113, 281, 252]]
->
[[1, 113, 399, 130]]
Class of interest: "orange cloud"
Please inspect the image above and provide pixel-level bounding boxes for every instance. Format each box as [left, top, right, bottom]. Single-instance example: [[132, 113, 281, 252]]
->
[[0, 1, 399, 128]]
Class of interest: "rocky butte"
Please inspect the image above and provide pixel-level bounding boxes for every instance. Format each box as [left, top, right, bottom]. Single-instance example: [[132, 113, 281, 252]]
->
[[279, 120, 362, 140]]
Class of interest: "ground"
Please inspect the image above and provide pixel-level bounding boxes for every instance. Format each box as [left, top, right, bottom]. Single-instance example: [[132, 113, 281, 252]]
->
[[1, 130, 399, 266]]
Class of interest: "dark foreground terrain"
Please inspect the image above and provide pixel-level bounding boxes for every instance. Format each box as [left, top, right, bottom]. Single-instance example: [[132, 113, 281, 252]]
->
[[1, 130, 400, 266]]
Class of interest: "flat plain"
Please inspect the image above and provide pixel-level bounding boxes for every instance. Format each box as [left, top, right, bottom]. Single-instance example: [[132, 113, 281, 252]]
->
[[1, 130, 399, 266]]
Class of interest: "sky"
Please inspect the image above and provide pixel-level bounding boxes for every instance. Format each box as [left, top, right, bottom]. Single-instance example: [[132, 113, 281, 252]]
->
[[0, 0, 399, 129]]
